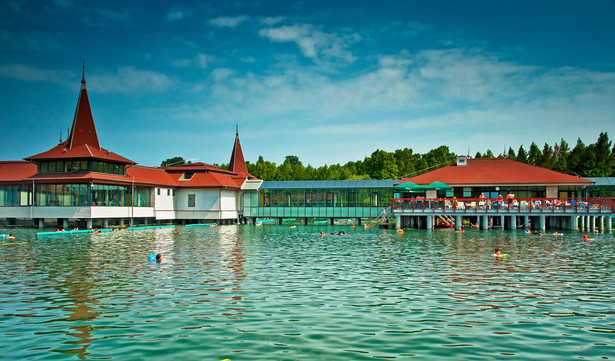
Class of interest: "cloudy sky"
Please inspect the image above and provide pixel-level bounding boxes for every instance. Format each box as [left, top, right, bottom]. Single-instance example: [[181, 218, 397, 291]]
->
[[1, 0, 614, 167]]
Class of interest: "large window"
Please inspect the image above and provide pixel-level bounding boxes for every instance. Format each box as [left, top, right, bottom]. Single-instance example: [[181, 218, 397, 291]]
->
[[257, 187, 394, 208], [32, 184, 152, 207], [0, 186, 31, 206], [188, 194, 195, 207], [38, 160, 125, 176]]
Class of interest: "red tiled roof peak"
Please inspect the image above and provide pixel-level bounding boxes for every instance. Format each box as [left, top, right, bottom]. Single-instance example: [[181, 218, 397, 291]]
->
[[228, 126, 248, 176], [68, 65, 100, 150]]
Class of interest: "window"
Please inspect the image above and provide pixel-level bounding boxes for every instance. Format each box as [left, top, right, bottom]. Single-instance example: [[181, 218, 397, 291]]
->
[[167, 189, 170, 196], [157, 188, 161, 195], [188, 194, 195, 207]]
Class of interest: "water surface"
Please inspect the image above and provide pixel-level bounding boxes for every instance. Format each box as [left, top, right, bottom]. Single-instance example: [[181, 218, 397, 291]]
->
[[1, 226, 614, 360]]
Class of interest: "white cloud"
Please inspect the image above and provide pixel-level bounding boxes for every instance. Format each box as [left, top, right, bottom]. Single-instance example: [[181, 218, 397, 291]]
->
[[0, 64, 72, 85], [89, 67, 175, 94], [165, 8, 193, 22], [258, 24, 358, 63], [0, 31, 64, 52], [208, 15, 249, 28], [83, 7, 131, 27], [260, 16, 284, 26], [171, 53, 214, 69]]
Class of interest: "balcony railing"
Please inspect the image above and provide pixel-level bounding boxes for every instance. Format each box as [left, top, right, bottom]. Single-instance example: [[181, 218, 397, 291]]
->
[[390, 197, 615, 214]]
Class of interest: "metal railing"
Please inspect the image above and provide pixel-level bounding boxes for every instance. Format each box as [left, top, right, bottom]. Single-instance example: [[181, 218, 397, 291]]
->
[[391, 197, 615, 214]]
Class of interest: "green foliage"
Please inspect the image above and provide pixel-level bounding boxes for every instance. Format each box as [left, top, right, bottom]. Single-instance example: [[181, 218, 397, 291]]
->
[[163, 132, 614, 180], [161, 156, 188, 167]]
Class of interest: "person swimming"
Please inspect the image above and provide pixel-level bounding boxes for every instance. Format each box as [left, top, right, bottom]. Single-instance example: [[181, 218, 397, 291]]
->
[[582, 235, 594, 242], [493, 248, 508, 258], [319, 231, 325, 236]]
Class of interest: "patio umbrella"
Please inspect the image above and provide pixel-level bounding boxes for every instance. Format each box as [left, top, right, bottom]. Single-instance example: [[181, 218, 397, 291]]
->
[[394, 181, 426, 192], [423, 181, 453, 190]]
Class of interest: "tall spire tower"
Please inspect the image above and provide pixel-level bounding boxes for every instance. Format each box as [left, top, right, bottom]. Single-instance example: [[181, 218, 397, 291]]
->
[[67, 63, 100, 149]]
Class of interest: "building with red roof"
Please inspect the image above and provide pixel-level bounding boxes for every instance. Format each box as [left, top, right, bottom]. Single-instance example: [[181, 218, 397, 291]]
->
[[396, 155, 593, 199], [0, 67, 260, 228]]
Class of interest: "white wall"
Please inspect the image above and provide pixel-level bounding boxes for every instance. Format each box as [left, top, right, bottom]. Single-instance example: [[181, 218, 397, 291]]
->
[[154, 187, 176, 219]]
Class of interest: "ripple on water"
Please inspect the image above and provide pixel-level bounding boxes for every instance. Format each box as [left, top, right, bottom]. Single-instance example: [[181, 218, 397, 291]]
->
[[0, 227, 614, 360]]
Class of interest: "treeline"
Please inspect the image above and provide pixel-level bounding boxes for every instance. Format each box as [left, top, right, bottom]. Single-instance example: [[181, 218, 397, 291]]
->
[[162, 132, 614, 181], [474, 132, 614, 178]]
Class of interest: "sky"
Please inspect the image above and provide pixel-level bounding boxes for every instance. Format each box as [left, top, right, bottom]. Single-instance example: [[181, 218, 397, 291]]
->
[[1, 0, 614, 168]]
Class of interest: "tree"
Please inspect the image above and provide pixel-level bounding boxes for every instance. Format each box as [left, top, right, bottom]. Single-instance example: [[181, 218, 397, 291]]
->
[[527, 142, 542, 166], [540, 143, 555, 169], [594, 132, 613, 176], [517, 145, 528, 163], [161, 157, 187, 167], [507, 147, 516, 160], [485, 149, 495, 158]]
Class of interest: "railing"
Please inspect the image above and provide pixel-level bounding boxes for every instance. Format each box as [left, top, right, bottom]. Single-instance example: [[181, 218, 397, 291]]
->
[[391, 197, 615, 214]]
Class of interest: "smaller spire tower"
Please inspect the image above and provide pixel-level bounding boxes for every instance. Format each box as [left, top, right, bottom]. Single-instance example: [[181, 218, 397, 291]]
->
[[228, 124, 248, 176]]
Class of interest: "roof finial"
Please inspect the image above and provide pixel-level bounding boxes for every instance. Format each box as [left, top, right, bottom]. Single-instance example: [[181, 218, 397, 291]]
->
[[81, 59, 86, 84], [235, 122, 239, 137]]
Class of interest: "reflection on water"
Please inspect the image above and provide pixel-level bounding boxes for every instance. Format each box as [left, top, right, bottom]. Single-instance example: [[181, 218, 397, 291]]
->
[[0, 226, 614, 360]]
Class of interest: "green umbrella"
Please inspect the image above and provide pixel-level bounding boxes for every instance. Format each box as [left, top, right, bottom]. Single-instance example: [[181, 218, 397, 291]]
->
[[423, 181, 453, 190], [394, 181, 426, 192]]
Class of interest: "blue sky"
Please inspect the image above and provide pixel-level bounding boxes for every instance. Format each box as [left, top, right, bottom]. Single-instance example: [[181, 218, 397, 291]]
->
[[1, 0, 614, 167]]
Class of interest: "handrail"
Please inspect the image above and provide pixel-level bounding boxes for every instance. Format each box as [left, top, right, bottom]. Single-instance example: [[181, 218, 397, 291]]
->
[[390, 197, 615, 214]]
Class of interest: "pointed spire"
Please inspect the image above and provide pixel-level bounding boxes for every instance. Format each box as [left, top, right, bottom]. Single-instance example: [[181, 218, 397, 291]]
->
[[81, 59, 86, 84], [67, 63, 100, 149], [228, 124, 248, 176]]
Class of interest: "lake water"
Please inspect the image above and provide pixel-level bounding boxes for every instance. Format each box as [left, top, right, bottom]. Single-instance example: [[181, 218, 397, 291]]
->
[[1, 225, 614, 360]]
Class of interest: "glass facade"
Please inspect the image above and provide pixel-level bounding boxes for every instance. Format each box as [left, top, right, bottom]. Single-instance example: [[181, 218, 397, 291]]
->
[[258, 187, 393, 208], [247, 181, 396, 219], [0, 185, 32, 206], [39, 160, 125, 176], [30, 184, 152, 207]]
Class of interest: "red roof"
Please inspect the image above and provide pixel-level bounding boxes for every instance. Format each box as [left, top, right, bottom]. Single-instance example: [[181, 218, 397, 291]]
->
[[228, 130, 249, 177], [162, 162, 235, 175], [68, 72, 100, 149], [0, 161, 37, 181], [126, 165, 178, 186], [398, 158, 594, 186], [25, 67, 134, 164], [26, 141, 135, 164]]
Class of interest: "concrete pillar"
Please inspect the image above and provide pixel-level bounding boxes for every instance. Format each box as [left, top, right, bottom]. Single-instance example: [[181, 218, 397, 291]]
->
[[87, 219, 93, 229], [607, 215, 612, 231], [481, 215, 489, 230], [426, 216, 433, 229], [524, 215, 530, 229], [62, 219, 68, 229], [591, 216, 596, 231], [500, 215, 505, 229], [456, 215, 462, 229], [103, 218, 109, 228], [328, 217, 334, 226], [510, 215, 517, 230], [38, 218, 44, 228], [539, 216, 546, 231], [570, 216, 578, 231], [395, 215, 401, 229]]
